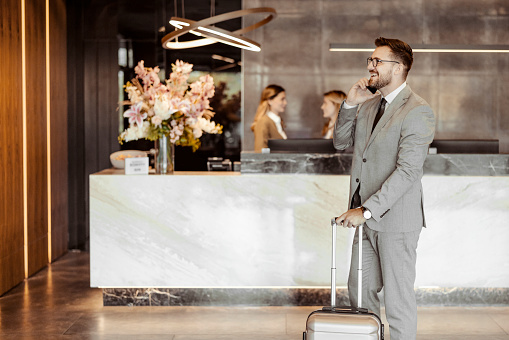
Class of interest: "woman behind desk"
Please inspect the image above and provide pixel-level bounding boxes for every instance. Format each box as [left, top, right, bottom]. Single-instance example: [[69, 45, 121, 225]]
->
[[251, 85, 288, 152], [321, 90, 346, 139]]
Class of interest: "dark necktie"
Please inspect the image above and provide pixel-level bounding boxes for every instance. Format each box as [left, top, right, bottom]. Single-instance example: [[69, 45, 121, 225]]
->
[[371, 98, 387, 133]]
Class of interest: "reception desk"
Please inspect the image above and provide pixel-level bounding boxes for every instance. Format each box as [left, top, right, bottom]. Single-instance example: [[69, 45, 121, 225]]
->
[[90, 153, 509, 306]]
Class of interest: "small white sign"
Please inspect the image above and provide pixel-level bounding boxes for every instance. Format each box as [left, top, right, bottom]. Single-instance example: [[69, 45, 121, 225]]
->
[[125, 157, 149, 175]]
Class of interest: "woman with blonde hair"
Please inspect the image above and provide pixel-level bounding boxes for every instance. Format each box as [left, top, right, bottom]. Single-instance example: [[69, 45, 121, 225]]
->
[[321, 90, 346, 139], [251, 84, 288, 152]]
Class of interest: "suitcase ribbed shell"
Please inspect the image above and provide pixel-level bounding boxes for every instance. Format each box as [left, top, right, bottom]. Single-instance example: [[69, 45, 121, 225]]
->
[[305, 311, 382, 339]]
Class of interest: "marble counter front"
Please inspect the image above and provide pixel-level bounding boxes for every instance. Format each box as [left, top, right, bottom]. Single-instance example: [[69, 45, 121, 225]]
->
[[90, 159, 509, 306], [90, 171, 353, 288]]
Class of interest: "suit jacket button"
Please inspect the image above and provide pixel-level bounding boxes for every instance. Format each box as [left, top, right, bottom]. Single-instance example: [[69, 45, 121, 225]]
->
[[363, 158, 367, 162], [356, 178, 359, 183]]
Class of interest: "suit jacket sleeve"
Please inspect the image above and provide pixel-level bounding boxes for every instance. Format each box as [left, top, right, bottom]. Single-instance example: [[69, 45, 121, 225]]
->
[[363, 105, 435, 222], [333, 103, 357, 150]]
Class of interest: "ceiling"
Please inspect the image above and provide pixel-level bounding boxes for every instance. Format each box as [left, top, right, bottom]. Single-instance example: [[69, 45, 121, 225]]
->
[[116, 0, 242, 72]]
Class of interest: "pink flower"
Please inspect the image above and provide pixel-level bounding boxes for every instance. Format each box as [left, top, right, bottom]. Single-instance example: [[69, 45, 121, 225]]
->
[[173, 60, 193, 75], [200, 75, 215, 98], [124, 102, 147, 128], [169, 98, 190, 116], [151, 115, 163, 127], [134, 61, 147, 78]]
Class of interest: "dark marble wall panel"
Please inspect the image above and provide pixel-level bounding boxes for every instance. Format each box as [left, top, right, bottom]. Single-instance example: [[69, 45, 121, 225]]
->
[[242, 0, 509, 153]]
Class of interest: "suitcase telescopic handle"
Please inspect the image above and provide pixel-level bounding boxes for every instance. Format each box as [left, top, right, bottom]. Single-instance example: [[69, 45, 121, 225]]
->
[[330, 218, 337, 307], [330, 218, 364, 308]]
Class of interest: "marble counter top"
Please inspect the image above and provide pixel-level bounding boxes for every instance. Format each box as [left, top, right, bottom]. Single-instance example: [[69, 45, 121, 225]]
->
[[241, 152, 509, 176], [98, 168, 242, 176]]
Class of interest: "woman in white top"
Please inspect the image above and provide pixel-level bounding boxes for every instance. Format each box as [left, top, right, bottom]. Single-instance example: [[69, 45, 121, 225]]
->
[[321, 90, 346, 139], [251, 85, 288, 152]]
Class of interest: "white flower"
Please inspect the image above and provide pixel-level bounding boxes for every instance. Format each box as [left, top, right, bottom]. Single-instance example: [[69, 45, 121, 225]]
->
[[136, 121, 151, 138], [189, 117, 222, 139], [121, 121, 150, 142], [154, 95, 172, 120], [125, 84, 142, 103]]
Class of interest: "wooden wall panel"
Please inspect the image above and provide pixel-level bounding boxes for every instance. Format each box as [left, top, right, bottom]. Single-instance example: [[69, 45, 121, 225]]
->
[[0, 0, 25, 295], [25, 0, 48, 277], [67, 1, 120, 251], [66, 1, 86, 250], [1, 0, 68, 295], [82, 39, 119, 250], [97, 41, 120, 172], [83, 42, 98, 248], [49, 0, 69, 261]]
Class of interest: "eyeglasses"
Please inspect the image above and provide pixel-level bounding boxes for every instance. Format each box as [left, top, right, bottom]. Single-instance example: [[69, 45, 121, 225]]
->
[[367, 57, 400, 67]]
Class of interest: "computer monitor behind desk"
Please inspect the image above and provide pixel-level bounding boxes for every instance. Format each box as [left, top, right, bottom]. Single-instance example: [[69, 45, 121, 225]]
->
[[267, 138, 340, 153], [430, 139, 499, 154]]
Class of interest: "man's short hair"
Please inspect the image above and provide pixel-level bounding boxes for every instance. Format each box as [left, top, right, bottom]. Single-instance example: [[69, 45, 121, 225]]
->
[[375, 37, 413, 78]]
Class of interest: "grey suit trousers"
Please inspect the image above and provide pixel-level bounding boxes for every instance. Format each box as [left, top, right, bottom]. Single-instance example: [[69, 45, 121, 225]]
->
[[348, 225, 421, 340]]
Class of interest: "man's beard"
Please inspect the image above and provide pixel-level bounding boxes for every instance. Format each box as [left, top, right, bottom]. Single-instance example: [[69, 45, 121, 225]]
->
[[369, 71, 391, 90]]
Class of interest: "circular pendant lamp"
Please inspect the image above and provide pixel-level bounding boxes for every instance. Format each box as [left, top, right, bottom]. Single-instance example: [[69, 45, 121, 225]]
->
[[161, 7, 277, 52]]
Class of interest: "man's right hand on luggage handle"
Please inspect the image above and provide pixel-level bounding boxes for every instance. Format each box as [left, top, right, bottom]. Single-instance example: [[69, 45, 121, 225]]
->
[[333, 207, 366, 228]]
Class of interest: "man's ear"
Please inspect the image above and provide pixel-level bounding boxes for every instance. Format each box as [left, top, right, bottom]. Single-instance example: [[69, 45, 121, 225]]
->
[[393, 63, 403, 76]]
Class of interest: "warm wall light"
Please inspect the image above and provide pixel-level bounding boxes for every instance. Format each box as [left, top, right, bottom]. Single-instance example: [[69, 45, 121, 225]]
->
[[329, 44, 509, 53], [46, 0, 52, 263], [162, 7, 277, 51], [21, 0, 28, 279]]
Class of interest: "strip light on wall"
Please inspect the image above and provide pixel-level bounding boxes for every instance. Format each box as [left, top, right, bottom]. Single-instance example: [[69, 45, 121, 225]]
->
[[46, 0, 52, 263], [21, 0, 28, 279], [329, 44, 509, 53]]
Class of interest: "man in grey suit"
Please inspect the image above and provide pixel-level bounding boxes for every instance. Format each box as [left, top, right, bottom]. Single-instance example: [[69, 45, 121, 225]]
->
[[334, 37, 436, 340]]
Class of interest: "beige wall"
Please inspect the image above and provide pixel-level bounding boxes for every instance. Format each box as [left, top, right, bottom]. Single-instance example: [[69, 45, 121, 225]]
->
[[241, 0, 509, 153]]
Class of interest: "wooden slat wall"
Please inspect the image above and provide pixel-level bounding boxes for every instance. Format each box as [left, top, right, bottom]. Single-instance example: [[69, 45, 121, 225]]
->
[[66, 1, 86, 250], [49, 0, 69, 260], [25, 0, 49, 277], [66, 2, 122, 251], [0, 0, 68, 295], [82, 39, 119, 250], [0, 0, 25, 295]]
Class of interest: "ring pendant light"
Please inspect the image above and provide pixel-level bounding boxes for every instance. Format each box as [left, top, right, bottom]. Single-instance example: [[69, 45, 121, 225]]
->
[[162, 6, 277, 52]]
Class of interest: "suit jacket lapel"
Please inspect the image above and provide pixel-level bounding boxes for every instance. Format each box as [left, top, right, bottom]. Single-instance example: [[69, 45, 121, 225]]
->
[[366, 85, 412, 149]]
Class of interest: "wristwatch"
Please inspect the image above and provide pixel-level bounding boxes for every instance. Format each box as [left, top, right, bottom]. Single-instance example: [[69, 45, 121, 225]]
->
[[361, 206, 372, 219]]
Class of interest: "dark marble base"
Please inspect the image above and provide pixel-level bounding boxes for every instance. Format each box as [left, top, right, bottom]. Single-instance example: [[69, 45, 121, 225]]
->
[[240, 152, 509, 176], [103, 287, 509, 307]]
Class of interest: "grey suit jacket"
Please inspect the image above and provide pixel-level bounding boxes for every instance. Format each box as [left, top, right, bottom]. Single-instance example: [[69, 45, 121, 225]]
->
[[333, 85, 436, 232]]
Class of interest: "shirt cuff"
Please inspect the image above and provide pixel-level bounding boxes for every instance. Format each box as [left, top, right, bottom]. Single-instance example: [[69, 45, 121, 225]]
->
[[342, 101, 358, 109]]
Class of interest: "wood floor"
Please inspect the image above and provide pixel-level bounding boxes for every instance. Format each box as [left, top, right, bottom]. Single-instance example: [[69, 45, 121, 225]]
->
[[0, 251, 508, 339]]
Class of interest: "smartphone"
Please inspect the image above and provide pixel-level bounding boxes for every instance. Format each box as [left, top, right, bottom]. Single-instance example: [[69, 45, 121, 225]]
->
[[367, 86, 377, 94]]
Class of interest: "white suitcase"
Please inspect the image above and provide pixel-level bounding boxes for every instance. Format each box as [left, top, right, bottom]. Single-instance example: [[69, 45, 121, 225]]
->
[[303, 219, 384, 339]]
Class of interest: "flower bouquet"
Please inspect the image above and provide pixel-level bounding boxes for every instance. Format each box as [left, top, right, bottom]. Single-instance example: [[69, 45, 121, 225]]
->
[[119, 60, 222, 152]]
